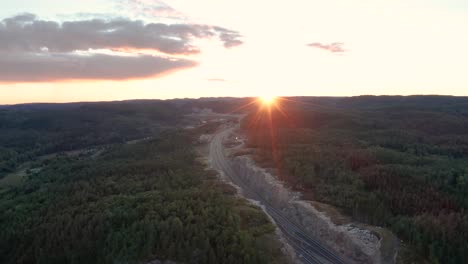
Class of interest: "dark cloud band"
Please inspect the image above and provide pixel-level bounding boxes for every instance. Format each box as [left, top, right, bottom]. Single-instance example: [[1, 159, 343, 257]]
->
[[0, 13, 242, 54], [0, 52, 197, 82]]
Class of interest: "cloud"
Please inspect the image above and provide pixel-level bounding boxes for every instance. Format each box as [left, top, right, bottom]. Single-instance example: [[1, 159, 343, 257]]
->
[[0, 13, 242, 82], [0, 13, 243, 55], [0, 52, 196, 82], [213, 26, 243, 48], [307, 42, 346, 53]]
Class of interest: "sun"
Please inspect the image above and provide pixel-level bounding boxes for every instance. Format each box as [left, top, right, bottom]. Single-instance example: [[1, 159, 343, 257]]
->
[[259, 95, 277, 105]]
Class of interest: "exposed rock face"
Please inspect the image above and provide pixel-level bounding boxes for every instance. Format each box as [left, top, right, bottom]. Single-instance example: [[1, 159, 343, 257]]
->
[[229, 155, 396, 264], [287, 201, 380, 263]]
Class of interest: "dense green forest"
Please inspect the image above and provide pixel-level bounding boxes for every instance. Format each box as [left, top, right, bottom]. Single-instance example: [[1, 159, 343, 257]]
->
[[0, 100, 182, 178], [243, 96, 468, 263], [3, 95, 467, 263], [0, 129, 285, 264]]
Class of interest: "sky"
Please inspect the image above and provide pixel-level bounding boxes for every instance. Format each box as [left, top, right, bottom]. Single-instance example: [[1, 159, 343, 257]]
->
[[1, 0, 468, 104]]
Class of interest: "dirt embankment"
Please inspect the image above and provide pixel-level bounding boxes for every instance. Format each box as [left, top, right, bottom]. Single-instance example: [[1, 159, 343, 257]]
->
[[226, 140, 399, 264]]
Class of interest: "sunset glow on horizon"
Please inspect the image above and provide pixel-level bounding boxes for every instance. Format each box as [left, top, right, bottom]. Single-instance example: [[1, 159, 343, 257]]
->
[[1, 0, 468, 104], [259, 96, 277, 106]]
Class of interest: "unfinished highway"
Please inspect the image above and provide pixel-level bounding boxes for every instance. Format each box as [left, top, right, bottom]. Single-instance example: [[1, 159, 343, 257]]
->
[[209, 125, 349, 264]]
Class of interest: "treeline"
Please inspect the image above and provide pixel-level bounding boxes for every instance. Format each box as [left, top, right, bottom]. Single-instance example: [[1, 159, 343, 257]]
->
[[242, 96, 468, 263], [0, 131, 286, 264]]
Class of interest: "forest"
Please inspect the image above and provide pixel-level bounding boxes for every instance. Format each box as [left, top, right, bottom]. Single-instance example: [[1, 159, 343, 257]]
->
[[0, 131, 284, 264], [3, 95, 468, 263], [0, 98, 250, 179], [242, 95, 468, 263], [0, 101, 286, 264], [0, 100, 184, 179]]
